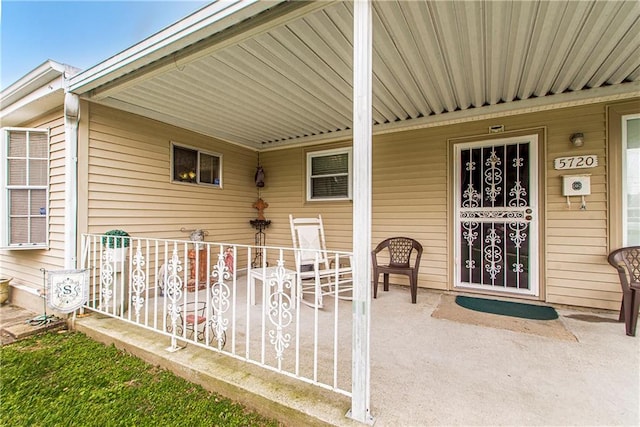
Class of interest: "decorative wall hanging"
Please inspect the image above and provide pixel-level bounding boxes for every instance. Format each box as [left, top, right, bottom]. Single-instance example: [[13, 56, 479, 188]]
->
[[253, 198, 269, 221], [250, 154, 270, 267], [255, 166, 265, 188], [255, 152, 265, 188]]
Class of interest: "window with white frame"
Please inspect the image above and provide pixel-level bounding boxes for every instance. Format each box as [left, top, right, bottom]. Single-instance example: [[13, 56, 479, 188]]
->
[[1, 128, 49, 248], [623, 114, 640, 246], [307, 147, 352, 201], [171, 143, 222, 187]]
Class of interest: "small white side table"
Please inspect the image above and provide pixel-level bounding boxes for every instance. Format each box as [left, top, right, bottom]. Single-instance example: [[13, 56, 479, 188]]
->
[[249, 266, 296, 305]]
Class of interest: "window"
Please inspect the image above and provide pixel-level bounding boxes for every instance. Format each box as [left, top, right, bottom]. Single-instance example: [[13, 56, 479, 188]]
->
[[1, 128, 49, 249], [171, 143, 222, 187], [307, 147, 352, 201], [623, 114, 640, 245]]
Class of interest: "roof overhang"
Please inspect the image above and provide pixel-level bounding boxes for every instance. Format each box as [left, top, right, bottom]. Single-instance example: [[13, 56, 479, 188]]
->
[[16, 1, 640, 148], [0, 60, 80, 127], [67, 0, 304, 94]]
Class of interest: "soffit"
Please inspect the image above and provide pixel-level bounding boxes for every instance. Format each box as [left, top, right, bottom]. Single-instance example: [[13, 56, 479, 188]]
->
[[0, 60, 80, 127], [79, 0, 640, 150]]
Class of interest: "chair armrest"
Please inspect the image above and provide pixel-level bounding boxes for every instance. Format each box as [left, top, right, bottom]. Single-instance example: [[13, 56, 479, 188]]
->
[[372, 240, 390, 269], [372, 241, 387, 256], [329, 254, 352, 270], [608, 248, 633, 291], [412, 246, 423, 271], [371, 250, 379, 269]]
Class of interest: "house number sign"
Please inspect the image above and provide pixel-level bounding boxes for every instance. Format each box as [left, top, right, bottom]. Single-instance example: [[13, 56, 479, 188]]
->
[[554, 155, 598, 170]]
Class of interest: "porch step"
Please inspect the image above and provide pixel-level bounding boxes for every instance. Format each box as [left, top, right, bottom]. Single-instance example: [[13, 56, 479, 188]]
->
[[73, 312, 361, 427], [0, 304, 67, 345], [8, 281, 46, 314], [8, 281, 66, 319]]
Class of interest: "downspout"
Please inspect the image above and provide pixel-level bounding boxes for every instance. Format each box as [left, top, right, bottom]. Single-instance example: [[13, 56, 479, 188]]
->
[[64, 91, 80, 269]]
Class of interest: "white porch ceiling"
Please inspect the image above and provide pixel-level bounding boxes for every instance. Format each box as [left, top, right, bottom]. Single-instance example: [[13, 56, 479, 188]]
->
[[77, 0, 640, 150]]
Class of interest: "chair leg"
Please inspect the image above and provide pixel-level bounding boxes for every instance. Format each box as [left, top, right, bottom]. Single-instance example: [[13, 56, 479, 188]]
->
[[315, 278, 324, 308], [410, 273, 417, 304], [619, 300, 625, 322], [622, 290, 633, 335], [250, 274, 256, 306], [194, 322, 204, 341], [373, 273, 379, 299], [383, 274, 389, 292], [626, 290, 640, 337]]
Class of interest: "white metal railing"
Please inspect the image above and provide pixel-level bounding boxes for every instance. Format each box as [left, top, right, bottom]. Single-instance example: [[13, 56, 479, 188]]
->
[[80, 234, 354, 397]]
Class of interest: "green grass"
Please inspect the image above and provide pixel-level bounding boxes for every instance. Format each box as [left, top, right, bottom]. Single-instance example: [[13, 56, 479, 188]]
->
[[0, 331, 279, 427]]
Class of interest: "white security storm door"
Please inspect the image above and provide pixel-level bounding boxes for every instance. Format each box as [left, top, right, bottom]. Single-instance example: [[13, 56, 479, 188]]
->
[[454, 135, 539, 296]]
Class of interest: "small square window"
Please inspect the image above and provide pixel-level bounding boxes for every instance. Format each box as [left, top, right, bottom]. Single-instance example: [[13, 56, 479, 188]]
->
[[171, 143, 221, 187], [307, 148, 352, 201]]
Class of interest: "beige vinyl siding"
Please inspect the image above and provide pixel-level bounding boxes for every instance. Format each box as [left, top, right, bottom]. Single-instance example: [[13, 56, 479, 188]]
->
[[257, 100, 634, 310], [257, 143, 353, 254], [78, 99, 637, 311], [83, 105, 257, 271], [372, 129, 449, 290], [258, 135, 449, 291], [2, 96, 631, 311], [544, 105, 613, 309], [0, 109, 66, 289]]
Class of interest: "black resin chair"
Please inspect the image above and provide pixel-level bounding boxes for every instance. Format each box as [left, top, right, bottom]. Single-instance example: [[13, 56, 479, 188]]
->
[[607, 246, 640, 336], [372, 237, 423, 304]]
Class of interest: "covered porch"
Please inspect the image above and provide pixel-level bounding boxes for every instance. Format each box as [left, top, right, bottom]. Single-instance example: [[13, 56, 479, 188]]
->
[[75, 234, 639, 425], [72, 260, 639, 426], [1, 0, 635, 425], [59, 0, 640, 318], [59, 1, 639, 424]]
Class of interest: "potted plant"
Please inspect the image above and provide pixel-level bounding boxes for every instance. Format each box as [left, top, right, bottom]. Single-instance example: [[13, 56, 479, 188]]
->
[[0, 276, 12, 305], [102, 230, 130, 272]]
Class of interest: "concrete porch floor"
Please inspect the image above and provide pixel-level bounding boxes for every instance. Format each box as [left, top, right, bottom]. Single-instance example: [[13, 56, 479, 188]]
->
[[3, 283, 639, 426]]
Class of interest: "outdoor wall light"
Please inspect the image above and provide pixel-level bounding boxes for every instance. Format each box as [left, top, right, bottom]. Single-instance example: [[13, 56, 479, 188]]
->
[[570, 133, 585, 147]]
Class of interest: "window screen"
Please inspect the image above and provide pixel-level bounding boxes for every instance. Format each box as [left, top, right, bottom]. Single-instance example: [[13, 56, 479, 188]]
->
[[172, 143, 221, 187], [199, 153, 220, 186], [307, 148, 351, 200], [2, 128, 49, 248]]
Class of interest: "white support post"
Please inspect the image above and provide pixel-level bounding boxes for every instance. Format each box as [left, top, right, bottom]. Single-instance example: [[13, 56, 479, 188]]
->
[[349, 0, 374, 424]]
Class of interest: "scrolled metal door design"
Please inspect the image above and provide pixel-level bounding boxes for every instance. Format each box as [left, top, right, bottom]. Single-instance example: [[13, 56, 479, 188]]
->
[[457, 140, 536, 293]]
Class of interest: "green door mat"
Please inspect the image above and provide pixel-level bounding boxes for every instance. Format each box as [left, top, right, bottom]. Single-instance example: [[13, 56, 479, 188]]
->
[[455, 296, 559, 320]]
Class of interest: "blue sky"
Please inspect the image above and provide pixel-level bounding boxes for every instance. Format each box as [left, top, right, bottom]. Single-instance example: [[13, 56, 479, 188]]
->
[[1, 0, 210, 89]]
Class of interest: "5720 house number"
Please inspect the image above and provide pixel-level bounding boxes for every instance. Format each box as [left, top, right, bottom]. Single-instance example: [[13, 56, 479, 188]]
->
[[554, 155, 598, 170]]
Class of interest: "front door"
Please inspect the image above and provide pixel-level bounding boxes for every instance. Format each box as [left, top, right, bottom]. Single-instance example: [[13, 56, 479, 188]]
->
[[454, 135, 539, 296]]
